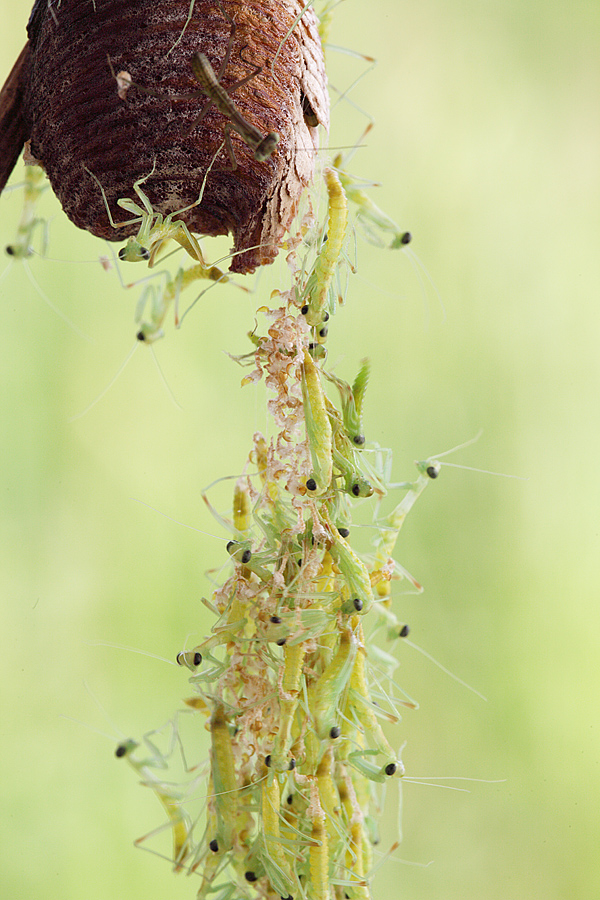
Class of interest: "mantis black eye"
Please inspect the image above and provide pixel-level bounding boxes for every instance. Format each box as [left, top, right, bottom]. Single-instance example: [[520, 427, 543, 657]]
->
[[176, 649, 203, 670]]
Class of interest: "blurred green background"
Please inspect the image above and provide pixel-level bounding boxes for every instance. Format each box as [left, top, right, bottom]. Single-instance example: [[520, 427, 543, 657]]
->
[[1, 1, 599, 898]]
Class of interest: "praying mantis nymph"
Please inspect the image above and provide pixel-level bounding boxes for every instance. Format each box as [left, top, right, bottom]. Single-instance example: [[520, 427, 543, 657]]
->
[[302, 348, 333, 497], [307, 786, 331, 900], [334, 124, 411, 250], [371, 456, 441, 599], [260, 772, 297, 897], [323, 395, 374, 499], [323, 359, 371, 447], [112, 0, 279, 170], [85, 142, 223, 267], [328, 529, 375, 617], [4, 164, 48, 259], [309, 625, 358, 740], [226, 540, 273, 582], [346, 632, 399, 772], [232, 477, 252, 535], [176, 647, 203, 671], [2, 161, 92, 340], [269, 641, 306, 773], [301, 167, 348, 329], [133, 259, 227, 343], [180, 0, 280, 163], [114, 739, 192, 871], [208, 704, 239, 854], [188, 52, 280, 165]]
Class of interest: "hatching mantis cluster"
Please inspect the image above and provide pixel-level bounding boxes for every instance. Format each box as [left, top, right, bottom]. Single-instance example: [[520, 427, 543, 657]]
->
[[112, 5, 475, 900], [117, 350, 453, 898]]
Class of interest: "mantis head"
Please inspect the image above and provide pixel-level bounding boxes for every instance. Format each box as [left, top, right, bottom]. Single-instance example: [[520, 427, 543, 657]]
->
[[118, 238, 151, 262]]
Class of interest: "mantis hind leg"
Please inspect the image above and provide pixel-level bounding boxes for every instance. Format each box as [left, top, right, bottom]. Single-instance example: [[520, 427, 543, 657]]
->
[[173, 225, 204, 265]]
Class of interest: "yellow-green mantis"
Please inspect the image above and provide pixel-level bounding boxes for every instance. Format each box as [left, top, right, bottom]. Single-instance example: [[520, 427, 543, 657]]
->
[[301, 167, 348, 330], [307, 782, 332, 900], [5, 164, 48, 259], [334, 124, 411, 251], [2, 163, 92, 339], [371, 456, 441, 600], [309, 625, 358, 740], [324, 395, 375, 499], [86, 132, 226, 267], [87, 162, 211, 266], [269, 641, 307, 773], [207, 705, 240, 854], [176, 647, 203, 671], [328, 528, 375, 616], [323, 359, 371, 448], [133, 259, 227, 343], [260, 772, 297, 897], [115, 739, 193, 871], [302, 348, 333, 496]]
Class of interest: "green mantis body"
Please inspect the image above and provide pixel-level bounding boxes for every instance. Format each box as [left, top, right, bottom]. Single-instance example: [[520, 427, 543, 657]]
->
[[87, 159, 222, 267], [5, 165, 48, 259], [309, 625, 358, 739], [208, 705, 240, 853], [334, 125, 411, 251], [329, 529, 375, 616], [302, 168, 348, 329], [115, 739, 192, 870], [302, 349, 334, 496], [324, 359, 371, 447], [134, 259, 227, 342]]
